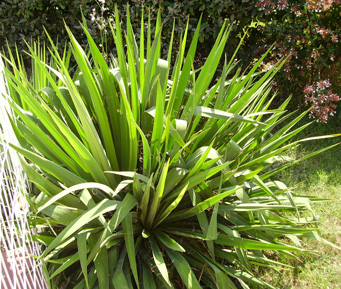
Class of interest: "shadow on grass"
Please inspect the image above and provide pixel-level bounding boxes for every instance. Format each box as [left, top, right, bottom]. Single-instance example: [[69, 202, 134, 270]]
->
[[257, 114, 341, 289], [277, 114, 341, 183]]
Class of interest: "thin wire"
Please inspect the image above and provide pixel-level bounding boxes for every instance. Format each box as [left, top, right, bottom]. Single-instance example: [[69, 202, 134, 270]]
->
[[0, 56, 46, 289]]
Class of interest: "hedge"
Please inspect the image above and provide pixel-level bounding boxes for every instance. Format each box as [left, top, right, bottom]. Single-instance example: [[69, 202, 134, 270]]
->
[[0, 0, 259, 61], [1, 0, 340, 119]]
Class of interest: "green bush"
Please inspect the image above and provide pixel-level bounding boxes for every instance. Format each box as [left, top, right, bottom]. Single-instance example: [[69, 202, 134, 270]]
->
[[0, 0, 257, 59], [254, 0, 341, 122], [1, 0, 340, 118], [0, 0, 90, 49], [3, 6, 340, 289]]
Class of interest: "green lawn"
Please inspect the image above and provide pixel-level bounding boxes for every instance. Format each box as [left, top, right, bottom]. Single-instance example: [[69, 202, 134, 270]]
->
[[260, 115, 341, 288]]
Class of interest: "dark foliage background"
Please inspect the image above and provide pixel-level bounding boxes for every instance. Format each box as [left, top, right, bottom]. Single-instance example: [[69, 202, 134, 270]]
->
[[1, 0, 340, 119], [0, 0, 258, 59]]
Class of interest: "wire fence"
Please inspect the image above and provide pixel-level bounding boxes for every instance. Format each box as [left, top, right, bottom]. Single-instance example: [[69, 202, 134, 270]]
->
[[0, 56, 46, 289]]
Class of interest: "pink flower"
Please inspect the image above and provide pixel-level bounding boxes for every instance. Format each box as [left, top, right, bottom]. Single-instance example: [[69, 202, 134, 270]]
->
[[317, 96, 325, 103], [311, 50, 320, 58], [304, 85, 314, 94], [317, 81, 326, 89], [278, 0, 288, 9], [324, 79, 331, 87], [331, 35, 338, 42], [304, 79, 340, 122], [332, 94, 340, 101]]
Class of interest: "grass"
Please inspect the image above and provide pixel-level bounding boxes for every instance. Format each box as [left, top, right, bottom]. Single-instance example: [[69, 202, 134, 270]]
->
[[260, 114, 341, 288]]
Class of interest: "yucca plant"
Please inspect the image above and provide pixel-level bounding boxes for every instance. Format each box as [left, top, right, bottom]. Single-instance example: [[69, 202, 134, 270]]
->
[[2, 6, 340, 289]]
